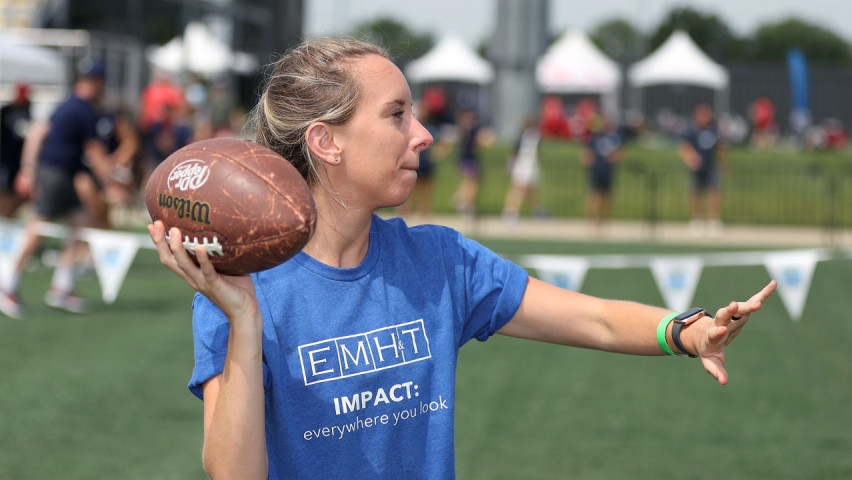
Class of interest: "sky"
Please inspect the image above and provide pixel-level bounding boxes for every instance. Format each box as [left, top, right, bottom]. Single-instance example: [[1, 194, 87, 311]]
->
[[305, 0, 852, 46]]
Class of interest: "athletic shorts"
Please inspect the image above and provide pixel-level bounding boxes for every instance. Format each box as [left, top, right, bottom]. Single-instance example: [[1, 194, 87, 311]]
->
[[691, 168, 720, 192], [460, 158, 479, 177], [34, 164, 81, 219], [589, 173, 613, 193]]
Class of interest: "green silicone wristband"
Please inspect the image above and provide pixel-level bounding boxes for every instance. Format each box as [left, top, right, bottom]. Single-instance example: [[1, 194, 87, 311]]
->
[[656, 313, 678, 355]]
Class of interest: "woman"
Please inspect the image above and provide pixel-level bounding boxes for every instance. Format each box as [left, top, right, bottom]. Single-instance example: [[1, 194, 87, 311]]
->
[[148, 37, 776, 479]]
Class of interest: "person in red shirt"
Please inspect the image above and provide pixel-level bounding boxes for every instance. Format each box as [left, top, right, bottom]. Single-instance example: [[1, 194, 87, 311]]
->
[[138, 69, 186, 134]]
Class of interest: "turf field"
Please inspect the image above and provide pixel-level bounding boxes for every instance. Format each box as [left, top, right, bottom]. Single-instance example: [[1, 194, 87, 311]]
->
[[1, 236, 849, 479]]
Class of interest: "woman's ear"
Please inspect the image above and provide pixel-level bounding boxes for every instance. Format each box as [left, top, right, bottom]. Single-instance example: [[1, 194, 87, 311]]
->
[[305, 122, 342, 166]]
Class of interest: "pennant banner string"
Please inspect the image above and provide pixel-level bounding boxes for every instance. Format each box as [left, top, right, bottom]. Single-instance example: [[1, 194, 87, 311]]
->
[[0, 220, 849, 310]]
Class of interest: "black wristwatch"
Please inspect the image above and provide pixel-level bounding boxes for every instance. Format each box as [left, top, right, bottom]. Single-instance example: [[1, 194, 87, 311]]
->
[[671, 307, 705, 358]]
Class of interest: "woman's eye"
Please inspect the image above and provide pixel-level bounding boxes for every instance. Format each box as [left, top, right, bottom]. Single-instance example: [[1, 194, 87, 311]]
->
[[392, 111, 404, 119]]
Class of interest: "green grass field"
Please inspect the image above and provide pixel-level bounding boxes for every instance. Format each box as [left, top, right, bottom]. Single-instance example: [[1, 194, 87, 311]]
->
[[1, 236, 850, 479]]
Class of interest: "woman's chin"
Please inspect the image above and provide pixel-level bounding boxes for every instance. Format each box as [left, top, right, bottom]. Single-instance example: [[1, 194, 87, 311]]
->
[[385, 181, 417, 209]]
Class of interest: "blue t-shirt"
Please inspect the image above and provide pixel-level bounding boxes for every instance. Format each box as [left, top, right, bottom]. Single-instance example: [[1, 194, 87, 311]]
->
[[189, 215, 529, 479], [39, 95, 99, 174], [683, 124, 719, 173]]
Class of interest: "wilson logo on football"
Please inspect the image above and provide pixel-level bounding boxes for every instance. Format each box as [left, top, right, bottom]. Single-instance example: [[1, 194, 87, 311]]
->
[[167, 159, 210, 191]]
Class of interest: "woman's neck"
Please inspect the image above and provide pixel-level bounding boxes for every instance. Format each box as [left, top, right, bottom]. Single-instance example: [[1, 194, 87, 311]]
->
[[300, 190, 374, 269]]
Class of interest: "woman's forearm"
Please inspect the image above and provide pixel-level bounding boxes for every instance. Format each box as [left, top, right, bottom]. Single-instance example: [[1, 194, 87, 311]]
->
[[202, 310, 268, 479]]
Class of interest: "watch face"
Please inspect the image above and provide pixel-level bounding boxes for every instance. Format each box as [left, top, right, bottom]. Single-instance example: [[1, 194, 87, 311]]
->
[[675, 308, 705, 325]]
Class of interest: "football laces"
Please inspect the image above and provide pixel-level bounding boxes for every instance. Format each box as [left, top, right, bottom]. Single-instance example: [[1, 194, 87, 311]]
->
[[165, 232, 225, 257]]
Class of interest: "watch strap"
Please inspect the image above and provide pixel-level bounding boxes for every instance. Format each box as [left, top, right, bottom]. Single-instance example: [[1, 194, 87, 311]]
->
[[671, 308, 704, 357]]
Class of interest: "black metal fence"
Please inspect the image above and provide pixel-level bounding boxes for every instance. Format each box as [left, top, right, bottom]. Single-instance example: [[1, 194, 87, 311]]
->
[[466, 160, 852, 233]]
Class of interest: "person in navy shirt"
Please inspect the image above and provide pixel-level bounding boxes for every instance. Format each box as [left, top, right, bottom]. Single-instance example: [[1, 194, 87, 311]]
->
[[679, 103, 726, 237], [0, 60, 123, 318], [148, 37, 776, 479], [581, 115, 622, 235]]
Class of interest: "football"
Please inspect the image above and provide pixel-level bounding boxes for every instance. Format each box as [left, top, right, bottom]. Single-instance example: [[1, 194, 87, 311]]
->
[[145, 137, 316, 275]]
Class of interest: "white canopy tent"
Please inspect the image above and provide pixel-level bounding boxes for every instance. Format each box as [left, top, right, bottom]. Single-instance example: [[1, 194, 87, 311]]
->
[[0, 32, 64, 86], [628, 30, 729, 114], [535, 30, 622, 119], [146, 21, 257, 79], [0, 31, 66, 119], [406, 36, 494, 85]]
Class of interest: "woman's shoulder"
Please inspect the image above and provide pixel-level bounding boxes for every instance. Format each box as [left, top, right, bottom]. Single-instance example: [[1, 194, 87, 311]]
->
[[375, 215, 507, 275], [375, 216, 479, 260], [374, 215, 463, 245]]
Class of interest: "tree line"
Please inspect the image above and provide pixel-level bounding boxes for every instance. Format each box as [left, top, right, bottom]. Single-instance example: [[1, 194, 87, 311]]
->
[[591, 7, 852, 65], [352, 6, 852, 66]]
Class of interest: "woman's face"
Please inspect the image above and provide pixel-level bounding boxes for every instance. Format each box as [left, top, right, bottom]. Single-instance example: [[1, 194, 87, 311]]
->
[[330, 54, 433, 209]]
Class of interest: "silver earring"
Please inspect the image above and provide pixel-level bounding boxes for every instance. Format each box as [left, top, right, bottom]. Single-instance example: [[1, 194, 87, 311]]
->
[[334, 155, 341, 164]]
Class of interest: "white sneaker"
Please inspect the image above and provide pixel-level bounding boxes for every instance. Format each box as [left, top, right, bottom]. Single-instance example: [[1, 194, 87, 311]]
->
[[689, 219, 705, 237], [707, 219, 724, 238], [44, 289, 90, 314], [502, 211, 519, 225], [0, 290, 24, 319]]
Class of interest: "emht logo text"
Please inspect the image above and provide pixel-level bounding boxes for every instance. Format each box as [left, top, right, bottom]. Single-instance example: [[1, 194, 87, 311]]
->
[[298, 320, 431, 386]]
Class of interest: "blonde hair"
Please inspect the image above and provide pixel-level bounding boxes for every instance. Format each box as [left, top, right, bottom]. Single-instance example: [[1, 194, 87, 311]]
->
[[248, 37, 389, 186]]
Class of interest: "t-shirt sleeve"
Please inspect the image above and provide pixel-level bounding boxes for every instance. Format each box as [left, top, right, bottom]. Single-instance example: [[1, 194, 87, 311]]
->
[[187, 293, 231, 399], [188, 291, 272, 400], [456, 234, 529, 345]]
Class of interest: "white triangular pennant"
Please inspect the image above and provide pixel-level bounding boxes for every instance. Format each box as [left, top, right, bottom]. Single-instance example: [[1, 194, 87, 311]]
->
[[0, 221, 27, 292], [84, 229, 141, 304], [649, 256, 704, 312], [527, 256, 589, 292], [764, 250, 819, 322]]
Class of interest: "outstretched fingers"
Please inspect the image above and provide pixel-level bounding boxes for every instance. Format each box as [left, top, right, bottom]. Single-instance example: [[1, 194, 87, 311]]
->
[[736, 279, 777, 317], [700, 280, 778, 382], [702, 355, 729, 385], [714, 301, 740, 327], [750, 279, 777, 304], [715, 279, 777, 327]]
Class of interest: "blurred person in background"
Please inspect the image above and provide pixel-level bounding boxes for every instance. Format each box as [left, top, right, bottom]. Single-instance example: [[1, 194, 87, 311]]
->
[[145, 103, 194, 169], [581, 114, 622, 235], [452, 108, 486, 218], [138, 69, 186, 134], [93, 104, 140, 227], [749, 96, 778, 148], [502, 115, 543, 223], [138, 69, 189, 188], [679, 103, 726, 237], [0, 60, 124, 318], [397, 100, 441, 220], [206, 79, 235, 137], [0, 83, 32, 217]]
